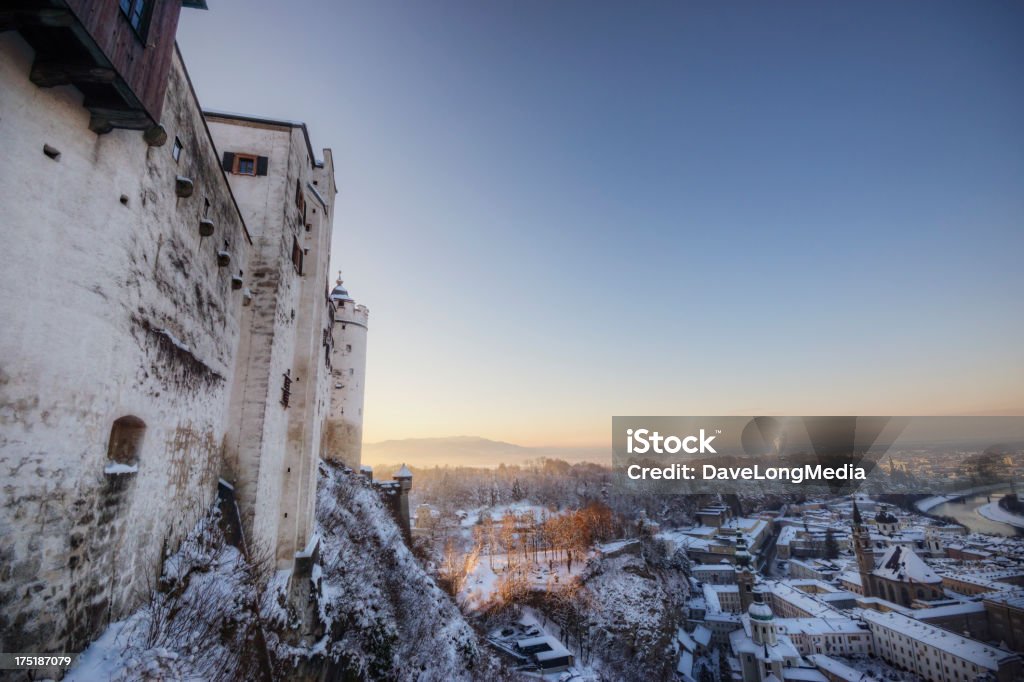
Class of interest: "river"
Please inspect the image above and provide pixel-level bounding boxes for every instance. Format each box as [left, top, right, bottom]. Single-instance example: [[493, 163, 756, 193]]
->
[[930, 488, 1024, 537]]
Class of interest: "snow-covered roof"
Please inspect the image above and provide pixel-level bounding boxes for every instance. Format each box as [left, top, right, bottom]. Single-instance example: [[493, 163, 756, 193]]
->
[[677, 627, 696, 652], [749, 600, 773, 621], [394, 464, 413, 479], [677, 650, 694, 677], [913, 601, 986, 619], [859, 609, 1018, 669], [837, 570, 862, 586], [872, 545, 940, 584], [780, 668, 828, 682], [515, 634, 571, 661], [778, 617, 865, 636], [693, 625, 712, 647], [806, 654, 877, 681]]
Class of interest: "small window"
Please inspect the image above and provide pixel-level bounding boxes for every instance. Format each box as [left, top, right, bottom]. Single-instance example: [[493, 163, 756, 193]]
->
[[107, 416, 145, 465], [346, 344, 352, 352], [119, 0, 150, 37], [281, 370, 292, 408], [291, 236, 303, 275], [234, 154, 257, 175], [172, 137, 182, 163]]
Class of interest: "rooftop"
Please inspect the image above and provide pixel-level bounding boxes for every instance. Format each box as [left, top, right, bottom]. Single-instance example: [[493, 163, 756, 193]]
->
[[859, 609, 1019, 669]]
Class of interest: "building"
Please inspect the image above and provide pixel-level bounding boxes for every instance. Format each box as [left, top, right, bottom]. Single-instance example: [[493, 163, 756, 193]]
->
[[693, 562, 741, 585], [729, 587, 805, 682], [324, 274, 369, 468], [943, 568, 1024, 597], [514, 635, 574, 672], [852, 502, 944, 608], [205, 110, 337, 568], [0, 0, 352, 654], [779, 618, 872, 658], [984, 591, 1024, 652], [860, 609, 1022, 682]]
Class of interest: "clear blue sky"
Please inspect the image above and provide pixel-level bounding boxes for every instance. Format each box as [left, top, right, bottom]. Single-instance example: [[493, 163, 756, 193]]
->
[[178, 1, 1024, 446]]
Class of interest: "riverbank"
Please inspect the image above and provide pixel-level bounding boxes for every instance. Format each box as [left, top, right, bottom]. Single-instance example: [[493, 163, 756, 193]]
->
[[915, 483, 1008, 512], [977, 501, 1024, 530]]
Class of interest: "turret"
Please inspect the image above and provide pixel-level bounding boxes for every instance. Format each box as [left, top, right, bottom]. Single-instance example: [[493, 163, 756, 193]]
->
[[393, 464, 413, 538], [324, 272, 369, 468]]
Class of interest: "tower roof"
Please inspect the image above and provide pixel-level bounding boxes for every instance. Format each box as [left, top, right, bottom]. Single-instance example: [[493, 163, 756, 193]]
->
[[749, 587, 774, 621], [394, 464, 413, 479], [875, 505, 898, 525], [852, 501, 863, 525], [330, 271, 353, 302]]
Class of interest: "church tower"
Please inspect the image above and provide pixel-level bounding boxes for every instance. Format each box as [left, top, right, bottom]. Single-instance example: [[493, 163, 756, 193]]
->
[[324, 273, 369, 468], [748, 586, 777, 647], [852, 501, 875, 598], [735, 536, 756, 611]]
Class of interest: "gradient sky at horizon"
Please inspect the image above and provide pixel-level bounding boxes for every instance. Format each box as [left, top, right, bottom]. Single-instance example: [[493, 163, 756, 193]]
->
[[178, 1, 1024, 447]]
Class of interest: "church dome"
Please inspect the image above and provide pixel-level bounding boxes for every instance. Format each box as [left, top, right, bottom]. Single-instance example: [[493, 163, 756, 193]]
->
[[749, 586, 773, 621], [875, 505, 898, 525], [749, 600, 773, 621], [330, 272, 353, 302]]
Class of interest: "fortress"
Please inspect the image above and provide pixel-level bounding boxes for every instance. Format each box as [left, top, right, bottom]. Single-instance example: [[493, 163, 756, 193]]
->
[[0, 0, 367, 654]]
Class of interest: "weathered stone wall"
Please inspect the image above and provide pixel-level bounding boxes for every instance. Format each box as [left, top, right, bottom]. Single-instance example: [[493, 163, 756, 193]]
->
[[208, 117, 336, 569], [0, 35, 251, 653]]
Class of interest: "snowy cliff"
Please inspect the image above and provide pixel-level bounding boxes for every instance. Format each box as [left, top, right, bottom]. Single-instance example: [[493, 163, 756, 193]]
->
[[66, 462, 498, 681], [276, 461, 497, 680]]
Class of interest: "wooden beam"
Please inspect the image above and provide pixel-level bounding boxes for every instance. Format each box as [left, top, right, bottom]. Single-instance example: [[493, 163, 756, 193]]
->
[[0, 7, 75, 31], [30, 60, 117, 87]]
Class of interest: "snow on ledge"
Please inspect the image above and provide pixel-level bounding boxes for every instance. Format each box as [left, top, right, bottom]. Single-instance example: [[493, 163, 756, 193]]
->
[[295, 531, 320, 559], [104, 463, 139, 475]]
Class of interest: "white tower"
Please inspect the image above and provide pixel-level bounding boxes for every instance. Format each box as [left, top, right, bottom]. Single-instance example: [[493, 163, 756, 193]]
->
[[324, 273, 369, 468], [748, 586, 777, 647]]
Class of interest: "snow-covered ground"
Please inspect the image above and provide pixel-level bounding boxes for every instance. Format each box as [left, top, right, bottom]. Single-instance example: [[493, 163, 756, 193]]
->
[[459, 501, 561, 528], [977, 501, 1024, 529], [65, 505, 264, 681], [459, 550, 588, 611]]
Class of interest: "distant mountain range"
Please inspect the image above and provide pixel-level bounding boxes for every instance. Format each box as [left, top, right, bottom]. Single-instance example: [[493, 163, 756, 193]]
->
[[362, 436, 609, 468]]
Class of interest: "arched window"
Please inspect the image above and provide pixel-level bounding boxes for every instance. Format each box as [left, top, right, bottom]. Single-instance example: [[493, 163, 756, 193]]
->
[[901, 587, 910, 606], [107, 416, 145, 466]]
